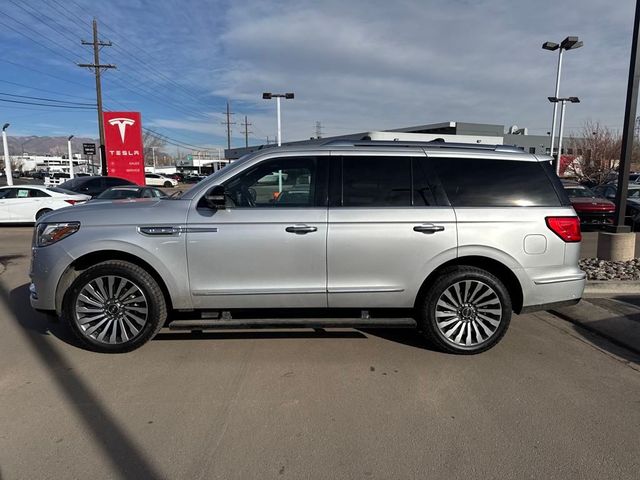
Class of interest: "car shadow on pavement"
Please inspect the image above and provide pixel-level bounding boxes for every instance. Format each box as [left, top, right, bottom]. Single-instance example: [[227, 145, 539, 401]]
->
[[550, 308, 640, 364], [0, 282, 165, 479]]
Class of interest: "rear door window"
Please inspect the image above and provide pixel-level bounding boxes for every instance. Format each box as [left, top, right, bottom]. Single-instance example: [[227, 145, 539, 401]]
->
[[341, 156, 411, 207], [431, 157, 562, 207]]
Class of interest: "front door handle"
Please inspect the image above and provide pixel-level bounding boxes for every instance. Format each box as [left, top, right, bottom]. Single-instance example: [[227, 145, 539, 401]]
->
[[413, 224, 445, 234], [285, 224, 318, 234]]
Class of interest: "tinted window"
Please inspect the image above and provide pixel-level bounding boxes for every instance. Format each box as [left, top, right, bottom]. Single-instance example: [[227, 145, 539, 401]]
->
[[58, 178, 83, 190], [433, 157, 561, 207], [0, 188, 17, 199], [105, 177, 132, 187], [342, 156, 411, 207], [29, 189, 50, 198], [223, 157, 321, 208]]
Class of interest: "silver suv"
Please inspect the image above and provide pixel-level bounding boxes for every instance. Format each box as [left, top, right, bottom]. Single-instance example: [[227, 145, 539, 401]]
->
[[30, 140, 585, 354]]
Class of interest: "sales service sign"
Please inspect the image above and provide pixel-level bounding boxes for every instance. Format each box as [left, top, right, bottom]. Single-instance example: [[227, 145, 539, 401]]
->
[[103, 111, 145, 184]]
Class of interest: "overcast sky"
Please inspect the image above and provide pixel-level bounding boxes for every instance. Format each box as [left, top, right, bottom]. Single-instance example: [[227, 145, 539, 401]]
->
[[0, 0, 636, 150]]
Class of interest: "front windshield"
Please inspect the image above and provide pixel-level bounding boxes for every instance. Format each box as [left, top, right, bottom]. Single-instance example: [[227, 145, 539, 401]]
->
[[629, 187, 640, 198], [564, 186, 596, 198]]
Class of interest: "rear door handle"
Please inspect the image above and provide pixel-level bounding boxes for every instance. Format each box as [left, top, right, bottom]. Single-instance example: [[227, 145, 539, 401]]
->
[[413, 224, 445, 234], [285, 224, 318, 234]]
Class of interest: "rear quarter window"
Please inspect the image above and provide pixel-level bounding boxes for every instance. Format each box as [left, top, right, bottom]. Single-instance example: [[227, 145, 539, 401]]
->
[[432, 157, 563, 207]]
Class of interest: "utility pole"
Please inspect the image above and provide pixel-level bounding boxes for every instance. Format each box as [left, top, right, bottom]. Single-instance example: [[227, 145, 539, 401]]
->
[[613, 0, 640, 231], [315, 121, 323, 139], [151, 146, 157, 172], [78, 18, 115, 176], [240, 115, 252, 148], [221, 101, 235, 150]]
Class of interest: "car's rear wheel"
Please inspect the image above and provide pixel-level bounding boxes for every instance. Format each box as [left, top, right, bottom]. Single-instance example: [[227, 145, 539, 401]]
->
[[163, 181, 172, 188], [62, 260, 166, 353], [418, 266, 512, 354], [35, 208, 52, 220]]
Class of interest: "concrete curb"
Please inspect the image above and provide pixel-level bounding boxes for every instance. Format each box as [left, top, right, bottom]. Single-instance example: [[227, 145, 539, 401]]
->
[[584, 280, 640, 295]]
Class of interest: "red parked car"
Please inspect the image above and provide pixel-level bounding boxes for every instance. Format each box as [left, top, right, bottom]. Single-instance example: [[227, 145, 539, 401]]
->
[[562, 181, 615, 228]]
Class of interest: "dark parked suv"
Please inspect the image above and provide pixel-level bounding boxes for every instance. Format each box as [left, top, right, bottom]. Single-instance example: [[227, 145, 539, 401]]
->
[[58, 176, 136, 198]]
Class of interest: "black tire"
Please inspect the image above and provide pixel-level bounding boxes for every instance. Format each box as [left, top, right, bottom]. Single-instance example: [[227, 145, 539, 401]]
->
[[418, 266, 512, 354], [35, 208, 52, 220], [62, 260, 167, 353], [163, 181, 172, 188]]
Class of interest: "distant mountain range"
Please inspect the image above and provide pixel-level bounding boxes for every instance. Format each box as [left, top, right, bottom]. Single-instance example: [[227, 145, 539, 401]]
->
[[4, 136, 99, 156]]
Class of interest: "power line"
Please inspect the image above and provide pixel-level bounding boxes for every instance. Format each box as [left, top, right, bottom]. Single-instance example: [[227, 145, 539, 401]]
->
[[0, 98, 94, 109], [0, 12, 79, 63], [40, 0, 91, 34], [7, 0, 86, 51], [0, 79, 94, 101], [0, 92, 95, 106], [142, 127, 217, 152], [0, 58, 91, 89]]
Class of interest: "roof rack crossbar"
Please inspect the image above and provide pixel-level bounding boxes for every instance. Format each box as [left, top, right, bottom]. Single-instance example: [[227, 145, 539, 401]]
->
[[321, 138, 524, 153]]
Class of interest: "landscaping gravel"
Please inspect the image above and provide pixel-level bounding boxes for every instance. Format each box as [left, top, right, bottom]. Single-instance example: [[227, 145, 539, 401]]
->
[[580, 258, 640, 281]]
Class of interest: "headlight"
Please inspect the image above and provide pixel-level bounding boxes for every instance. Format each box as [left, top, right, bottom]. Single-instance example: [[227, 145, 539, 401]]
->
[[36, 222, 80, 247]]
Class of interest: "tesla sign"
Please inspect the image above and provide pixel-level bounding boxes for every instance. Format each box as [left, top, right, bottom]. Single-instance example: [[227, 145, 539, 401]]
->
[[103, 111, 145, 184]]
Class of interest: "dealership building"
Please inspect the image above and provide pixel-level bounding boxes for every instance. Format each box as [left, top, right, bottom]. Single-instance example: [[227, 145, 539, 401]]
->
[[224, 121, 573, 160]]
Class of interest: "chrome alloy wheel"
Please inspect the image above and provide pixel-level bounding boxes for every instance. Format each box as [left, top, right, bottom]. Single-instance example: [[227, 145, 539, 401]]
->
[[434, 280, 503, 347], [74, 276, 149, 344]]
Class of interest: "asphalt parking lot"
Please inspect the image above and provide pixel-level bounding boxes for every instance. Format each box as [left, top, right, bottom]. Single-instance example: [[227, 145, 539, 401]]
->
[[1, 227, 639, 480]]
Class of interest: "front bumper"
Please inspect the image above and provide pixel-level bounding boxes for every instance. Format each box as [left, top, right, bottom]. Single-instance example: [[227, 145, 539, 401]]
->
[[29, 243, 74, 312]]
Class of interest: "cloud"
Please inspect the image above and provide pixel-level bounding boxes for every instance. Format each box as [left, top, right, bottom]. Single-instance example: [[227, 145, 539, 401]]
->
[[210, 0, 636, 140]]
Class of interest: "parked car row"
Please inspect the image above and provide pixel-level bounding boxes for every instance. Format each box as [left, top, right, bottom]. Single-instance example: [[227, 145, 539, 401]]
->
[[561, 178, 640, 230], [0, 185, 90, 223]]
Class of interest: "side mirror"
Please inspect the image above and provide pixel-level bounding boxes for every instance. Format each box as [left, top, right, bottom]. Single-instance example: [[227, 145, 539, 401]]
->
[[204, 185, 226, 209]]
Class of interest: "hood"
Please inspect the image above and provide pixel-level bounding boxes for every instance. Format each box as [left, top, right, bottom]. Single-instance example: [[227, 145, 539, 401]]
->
[[39, 197, 191, 226]]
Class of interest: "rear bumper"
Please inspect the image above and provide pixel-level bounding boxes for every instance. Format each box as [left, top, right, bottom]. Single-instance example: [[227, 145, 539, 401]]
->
[[519, 269, 586, 313]]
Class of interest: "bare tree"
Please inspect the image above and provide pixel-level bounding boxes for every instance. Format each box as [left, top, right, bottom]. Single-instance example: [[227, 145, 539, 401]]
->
[[566, 121, 621, 185], [143, 131, 168, 167]]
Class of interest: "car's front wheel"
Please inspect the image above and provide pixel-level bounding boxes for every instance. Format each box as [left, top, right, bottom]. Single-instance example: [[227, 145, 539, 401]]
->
[[62, 260, 167, 353], [418, 266, 512, 354], [163, 181, 172, 188]]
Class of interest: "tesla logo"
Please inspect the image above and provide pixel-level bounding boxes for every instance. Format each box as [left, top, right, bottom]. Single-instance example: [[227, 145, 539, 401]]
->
[[108, 117, 136, 143]]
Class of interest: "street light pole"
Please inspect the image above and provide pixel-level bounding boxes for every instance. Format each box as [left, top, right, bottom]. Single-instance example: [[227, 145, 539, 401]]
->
[[67, 135, 75, 179], [2, 123, 12, 186], [548, 96, 580, 176], [276, 96, 282, 147], [542, 37, 583, 162], [550, 47, 563, 158], [262, 92, 294, 147]]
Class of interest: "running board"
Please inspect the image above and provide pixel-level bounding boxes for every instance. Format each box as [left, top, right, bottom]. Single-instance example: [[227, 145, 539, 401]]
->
[[167, 318, 417, 330]]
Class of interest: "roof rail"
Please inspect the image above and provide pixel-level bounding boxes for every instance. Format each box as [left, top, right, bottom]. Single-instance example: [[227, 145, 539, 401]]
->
[[321, 138, 524, 153]]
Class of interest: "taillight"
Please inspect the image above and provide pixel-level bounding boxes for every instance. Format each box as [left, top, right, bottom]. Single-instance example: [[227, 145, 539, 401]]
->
[[64, 200, 79, 205], [545, 216, 581, 242]]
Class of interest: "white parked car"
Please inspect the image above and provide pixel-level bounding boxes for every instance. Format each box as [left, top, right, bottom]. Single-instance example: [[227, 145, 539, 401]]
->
[[0, 185, 90, 223], [145, 173, 178, 187]]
